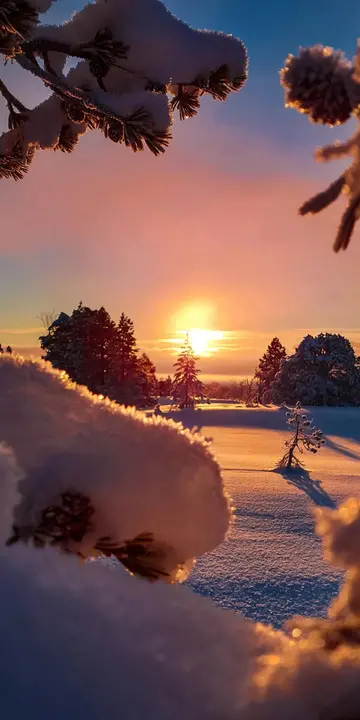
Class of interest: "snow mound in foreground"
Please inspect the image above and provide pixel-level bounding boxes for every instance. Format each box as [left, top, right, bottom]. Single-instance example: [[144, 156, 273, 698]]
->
[[1, 356, 360, 718], [0, 355, 230, 581], [0, 545, 273, 719]]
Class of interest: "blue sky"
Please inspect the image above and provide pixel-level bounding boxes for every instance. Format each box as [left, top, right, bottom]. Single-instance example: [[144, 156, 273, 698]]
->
[[1, 0, 360, 375]]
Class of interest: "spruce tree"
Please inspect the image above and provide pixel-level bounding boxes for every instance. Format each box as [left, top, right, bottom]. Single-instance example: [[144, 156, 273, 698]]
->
[[116, 313, 138, 381], [172, 343, 205, 409], [255, 338, 286, 403], [136, 353, 158, 407], [158, 376, 172, 397], [40, 303, 118, 396]]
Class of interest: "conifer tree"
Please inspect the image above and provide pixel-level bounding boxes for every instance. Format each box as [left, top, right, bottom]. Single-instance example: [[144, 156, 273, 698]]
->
[[40, 302, 118, 393], [255, 337, 286, 403], [278, 402, 325, 470], [40, 304, 149, 403], [0, 0, 248, 181], [172, 343, 205, 409], [136, 352, 158, 407], [116, 313, 137, 379], [272, 333, 360, 406], [158, 375, 172, 397]]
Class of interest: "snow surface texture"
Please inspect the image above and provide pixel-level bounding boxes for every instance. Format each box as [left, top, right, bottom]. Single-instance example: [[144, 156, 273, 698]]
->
[[0, 374, 360, 717], [0, 355, 230, 582], [0, 544, 275, 720], [166, 405, 360, 625], [0, 0, 247, 166], [1, 420, 360, 717]]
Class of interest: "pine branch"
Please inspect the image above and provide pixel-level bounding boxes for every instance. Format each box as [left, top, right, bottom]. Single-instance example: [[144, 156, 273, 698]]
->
[[0, 140, 35, 180], [0, 77, 28, 129], [18, 38, 247, 122], [95, 532, 171, 581], [0, 78, 27, 112], [299, 175, 346, 216], [122, 108, 171, 154], [6, 491, 172, 582], [170, 86, 200, 120], [24, 29, 129, 81], [205, 64, 245, 100], [0, 0, 39, 55], [333, 192, 360, 252], [55, 124, 79, 153]]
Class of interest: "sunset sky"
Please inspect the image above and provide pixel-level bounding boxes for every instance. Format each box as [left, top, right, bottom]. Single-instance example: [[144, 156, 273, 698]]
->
[[1, 0, 360, 379]]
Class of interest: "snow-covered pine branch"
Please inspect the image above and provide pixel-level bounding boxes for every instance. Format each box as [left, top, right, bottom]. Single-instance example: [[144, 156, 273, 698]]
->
[[0, 354, 230, 582], [280, 41, 360, 252], [277, 402, 325, 470], [0, 0, 248, 180]]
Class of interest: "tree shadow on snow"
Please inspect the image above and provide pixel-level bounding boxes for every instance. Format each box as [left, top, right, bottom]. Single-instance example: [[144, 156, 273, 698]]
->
[[274, 467, 336, 508], [165, 406, 360, 448], [324, 437, 360, 460]]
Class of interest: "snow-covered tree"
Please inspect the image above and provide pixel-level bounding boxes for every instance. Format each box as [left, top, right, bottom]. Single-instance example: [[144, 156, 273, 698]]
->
[[172, 343, 205, 409], [255, 337, 286, 403], [272, 333, 360, 406], [0, 0, 248, 181], [280, 41, 360, 251], [278, 402, 325, 469]]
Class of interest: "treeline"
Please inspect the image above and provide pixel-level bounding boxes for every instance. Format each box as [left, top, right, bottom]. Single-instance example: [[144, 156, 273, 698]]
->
[[39, 303, 205, 409], [39, 306, 360, 408]]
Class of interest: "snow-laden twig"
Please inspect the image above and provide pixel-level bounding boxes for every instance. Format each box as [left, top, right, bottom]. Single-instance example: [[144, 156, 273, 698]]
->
[[0, 0, 248, 178]]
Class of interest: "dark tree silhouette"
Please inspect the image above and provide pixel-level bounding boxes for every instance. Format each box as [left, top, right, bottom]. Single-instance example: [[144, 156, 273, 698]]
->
[[172, 343, 205, 409]]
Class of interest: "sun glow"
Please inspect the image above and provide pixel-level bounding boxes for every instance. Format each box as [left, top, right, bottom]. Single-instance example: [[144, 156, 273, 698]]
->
[[187, 329, 224, 356]]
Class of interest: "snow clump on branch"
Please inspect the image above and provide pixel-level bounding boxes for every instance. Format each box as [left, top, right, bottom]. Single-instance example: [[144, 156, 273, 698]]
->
[[0, 0, 248, 179], [0, 354, 231, 582]]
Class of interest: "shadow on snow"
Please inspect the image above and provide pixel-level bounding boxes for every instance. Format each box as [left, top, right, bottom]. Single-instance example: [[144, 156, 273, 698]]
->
[[274, 466, 336, 508]]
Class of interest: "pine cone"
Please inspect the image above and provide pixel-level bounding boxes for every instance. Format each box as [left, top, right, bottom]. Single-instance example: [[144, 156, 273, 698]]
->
[[281, 46, 353, 126]]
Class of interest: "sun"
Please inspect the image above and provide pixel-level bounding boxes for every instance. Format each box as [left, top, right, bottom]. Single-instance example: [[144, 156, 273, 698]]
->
[[187, 329, 223, 357]]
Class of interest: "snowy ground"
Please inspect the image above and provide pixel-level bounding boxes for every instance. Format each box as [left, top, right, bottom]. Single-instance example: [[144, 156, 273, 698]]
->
[[162, 404, 360, 627]]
